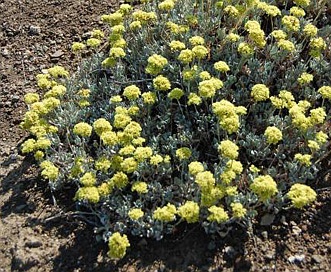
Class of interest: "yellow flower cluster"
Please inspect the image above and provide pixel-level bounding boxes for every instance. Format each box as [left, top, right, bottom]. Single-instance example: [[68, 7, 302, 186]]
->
[[153, 75, 171, 91], [238, 42, 254, 56], [257, 2, 281, 17], [86, 38, 101, 48], [195, 171, 215, 191], [187, 93, 202, 105], [309, 37, 326, 57], [220, 160, 243, 184], [146, 54, 168, 75], [178, 201, 200, 223], [95, 157, 112, 173], [293, 0, 310, 7], [178, 49, 194, 64], [123, 85, 141, 100], [231, 203, 246, 218], [108, 232, 130, 259], [142, 91, 157, 104], [158, 0, 175, 11], [110, 171, 129, 189], [282, 15, 300, 32], [166, 21, 189, 34], [153, 203, 177, 222], [169, 40, 186, 51], [131, 181, 148, 194], [191, 45, 209, 59], [80, 172, 96, 187], [298, 72, 313, 85], [218, 140, 239, 160], [40, 160, 59, 181], [207, 206, 229, 223], [168, 88, 184, 100], [270, 90, 295, 109], [132, 10, 157, 24], [134, 146, 153, 162], [224, 5, 239, 17], [271, 30, 287, 40], [303, 23, 318, 37], [245, 20, 266, 48], [128, 208, 144, 220], [290, 6, 306, 17], [287, 183, 316, 209], [212, 100, 246, 134], [251, 84, 269, 102], [93, 118, 112, 136], [294, 153, 311, 167], [250, 175, 278, 202], [214, 61, 230, 72], [198, 78, 223, 98], [75, 187, 100, 203], [24, 93, 40, 104], [188, 161, 204, 176], [176, 147, 192, 160], [264, 126, 283, 145], [73, 122, 92, 137]]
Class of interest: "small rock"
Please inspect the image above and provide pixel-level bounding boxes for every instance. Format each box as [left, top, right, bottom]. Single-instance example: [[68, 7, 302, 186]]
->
[[261, 231, 268, 240], [288, 254, 305, 264], [25, 239, 43, 248], [260, 213, 275, 226], [29, 25, 41, 35], [1, 48, 9, 57], [280, 215, 288, 226], [311, 254, 323, 263], [50, 50, 64, 59], [290, 221, 297, 226], [11, 95, 20, 103], [224, 246, 236, 258], [308, 247, 315, 253], [158, 263, 166, 272], [265, 253, 274, 260], [292, 225, 302, 236]]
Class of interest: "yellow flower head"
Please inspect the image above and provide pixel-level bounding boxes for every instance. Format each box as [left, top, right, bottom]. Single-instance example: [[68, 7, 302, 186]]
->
[[287, 183, 316, 209], [250, 175, 278, 202], [176, 147, 192, 160], [251, 84, 269, 102], [73, 122, 92, 137], [178, 201, 200, 223], [218, 140, 239, 160], [264, 126, 283, 144], [207, 206, 229, 223], [153, 203, 177, 222], [108, 232, 130, 259], [128, 208, 144, 220], [131, 181, 148, 194]]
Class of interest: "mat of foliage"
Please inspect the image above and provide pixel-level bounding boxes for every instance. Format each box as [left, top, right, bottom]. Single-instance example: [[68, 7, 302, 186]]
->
[[1, 0, 331, 271]]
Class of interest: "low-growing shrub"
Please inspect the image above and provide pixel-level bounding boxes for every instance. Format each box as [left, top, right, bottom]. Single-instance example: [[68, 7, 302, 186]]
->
[[21, 0, 330, 259]]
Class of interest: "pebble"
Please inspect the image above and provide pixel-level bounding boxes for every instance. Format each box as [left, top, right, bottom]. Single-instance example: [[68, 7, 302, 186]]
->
[[288, 254, 305, 264], [25, 239, 43, 248], [1, 48, 9, 57], [265, 253, 274, 260], [29, 25, 41, 35], [261, 231, 268, 240], [260, 213, 275, 226], [224, 246, 236, 258], [50, 50, 64, 59], [311, 254, 323, 263], [292, 225, 302, 236]]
